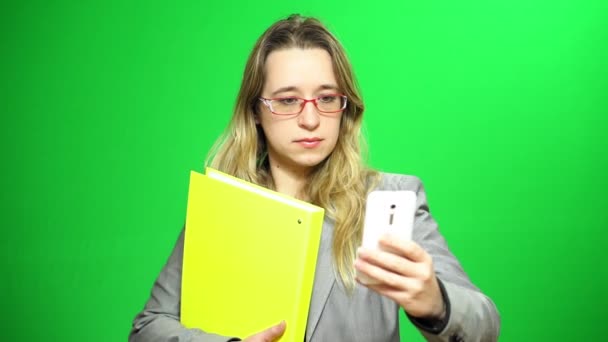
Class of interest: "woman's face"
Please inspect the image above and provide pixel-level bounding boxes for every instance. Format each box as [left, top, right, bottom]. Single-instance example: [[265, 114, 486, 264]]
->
[[258, 48, 342, 174]]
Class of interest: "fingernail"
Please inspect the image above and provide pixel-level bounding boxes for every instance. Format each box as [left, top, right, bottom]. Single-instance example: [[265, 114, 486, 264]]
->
[[381, 233, 394, 242]]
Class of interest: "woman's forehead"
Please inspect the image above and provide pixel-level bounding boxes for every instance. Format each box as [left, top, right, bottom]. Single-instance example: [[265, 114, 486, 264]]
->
[[263, 48, 337, 94]]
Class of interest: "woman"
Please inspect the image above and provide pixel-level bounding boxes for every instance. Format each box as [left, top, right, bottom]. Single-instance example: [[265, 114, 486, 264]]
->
[[130, 14, 500, 342]]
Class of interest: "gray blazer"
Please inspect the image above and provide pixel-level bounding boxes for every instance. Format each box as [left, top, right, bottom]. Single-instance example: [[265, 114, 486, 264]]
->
[[129, 173, 500, 341]]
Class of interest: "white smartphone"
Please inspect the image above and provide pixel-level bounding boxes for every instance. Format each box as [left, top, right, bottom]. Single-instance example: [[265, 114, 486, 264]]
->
[[357, 190, 417, 285]]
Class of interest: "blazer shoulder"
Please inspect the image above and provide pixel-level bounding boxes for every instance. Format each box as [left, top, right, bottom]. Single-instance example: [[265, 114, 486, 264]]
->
[[376, 172, 423, 192]]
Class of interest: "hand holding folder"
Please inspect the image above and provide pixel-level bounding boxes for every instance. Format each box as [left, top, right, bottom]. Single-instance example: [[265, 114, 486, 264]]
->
[[181, 168, 324, 341], [241, 321, 287, 342]]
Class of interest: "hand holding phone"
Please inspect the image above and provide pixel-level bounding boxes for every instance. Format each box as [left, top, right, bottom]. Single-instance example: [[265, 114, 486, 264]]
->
[[357, 190, 417, 285]]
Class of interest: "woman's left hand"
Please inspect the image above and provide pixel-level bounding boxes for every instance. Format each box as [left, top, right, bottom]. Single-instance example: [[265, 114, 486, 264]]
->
[[354, 233, 446, 320]]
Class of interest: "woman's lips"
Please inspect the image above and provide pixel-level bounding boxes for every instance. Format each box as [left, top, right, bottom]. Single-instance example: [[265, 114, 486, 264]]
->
[[295, 138, 322, 148]]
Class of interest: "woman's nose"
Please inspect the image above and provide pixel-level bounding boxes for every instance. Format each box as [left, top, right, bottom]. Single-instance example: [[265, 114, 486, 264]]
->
[[297, 101, 321, 130]]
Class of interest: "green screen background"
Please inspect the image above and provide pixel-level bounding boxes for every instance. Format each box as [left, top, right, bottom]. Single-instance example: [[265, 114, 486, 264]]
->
[[3, 0, 607, 341]]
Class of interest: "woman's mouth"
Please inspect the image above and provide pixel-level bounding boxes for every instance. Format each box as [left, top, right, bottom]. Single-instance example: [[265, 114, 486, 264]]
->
[[295, 138, 323, 148]]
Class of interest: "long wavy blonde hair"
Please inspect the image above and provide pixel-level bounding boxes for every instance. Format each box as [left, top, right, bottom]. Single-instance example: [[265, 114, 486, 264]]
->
[[207, 14, 378, 290]]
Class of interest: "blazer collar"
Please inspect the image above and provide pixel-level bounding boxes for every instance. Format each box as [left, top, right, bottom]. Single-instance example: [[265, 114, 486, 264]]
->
[[305, 218, 336, 341]]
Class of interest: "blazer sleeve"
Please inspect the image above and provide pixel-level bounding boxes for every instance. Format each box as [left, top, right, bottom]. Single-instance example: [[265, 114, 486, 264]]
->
[[408, 178, 501, 342], [129, 228, 240, 342]]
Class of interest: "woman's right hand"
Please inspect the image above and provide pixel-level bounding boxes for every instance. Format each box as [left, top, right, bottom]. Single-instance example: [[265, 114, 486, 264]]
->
[[242, 321, 286, 342]]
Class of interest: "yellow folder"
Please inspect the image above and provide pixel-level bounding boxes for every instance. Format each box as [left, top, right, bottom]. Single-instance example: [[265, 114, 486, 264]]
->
[[181, 168, 324, 341]]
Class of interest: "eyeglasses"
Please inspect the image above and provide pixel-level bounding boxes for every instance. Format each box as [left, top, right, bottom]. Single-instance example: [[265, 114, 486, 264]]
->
[[259, 94, 347, 116]]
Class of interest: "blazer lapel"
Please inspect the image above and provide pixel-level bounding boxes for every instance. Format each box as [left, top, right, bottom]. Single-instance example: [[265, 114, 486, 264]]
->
[[305, 218, 336, 341]]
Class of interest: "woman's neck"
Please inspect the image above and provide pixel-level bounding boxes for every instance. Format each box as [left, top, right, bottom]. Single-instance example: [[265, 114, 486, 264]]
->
[[269, 162, 311, 200]]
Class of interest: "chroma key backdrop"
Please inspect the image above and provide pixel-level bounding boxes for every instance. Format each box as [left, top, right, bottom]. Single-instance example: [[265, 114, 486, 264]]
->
[[2, 1, 607, 341]]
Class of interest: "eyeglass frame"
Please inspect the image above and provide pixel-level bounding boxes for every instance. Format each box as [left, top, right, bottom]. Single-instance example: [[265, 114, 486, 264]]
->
[[258, 94, 348, 116]]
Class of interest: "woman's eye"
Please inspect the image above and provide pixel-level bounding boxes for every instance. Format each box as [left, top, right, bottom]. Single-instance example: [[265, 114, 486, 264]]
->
[[318, 95, 337, 103], [278, 98, 298, 105]]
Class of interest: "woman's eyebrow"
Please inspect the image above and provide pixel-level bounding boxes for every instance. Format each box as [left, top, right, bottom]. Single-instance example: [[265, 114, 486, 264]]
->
[[317, 84, 338, 91], [271, 84, 338, 97], [271, 86, 298, 96]]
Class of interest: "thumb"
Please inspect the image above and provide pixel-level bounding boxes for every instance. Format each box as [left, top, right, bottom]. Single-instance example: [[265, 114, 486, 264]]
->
[[258, 321, 286, 342]]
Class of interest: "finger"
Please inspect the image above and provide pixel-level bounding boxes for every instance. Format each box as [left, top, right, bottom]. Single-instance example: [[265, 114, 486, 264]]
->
[[379, 235, 430, 263], [357, 247, 418, 277], [354, 258, 405, 289], [366, 278, 421, 303], [253, 321, 286, 342]]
